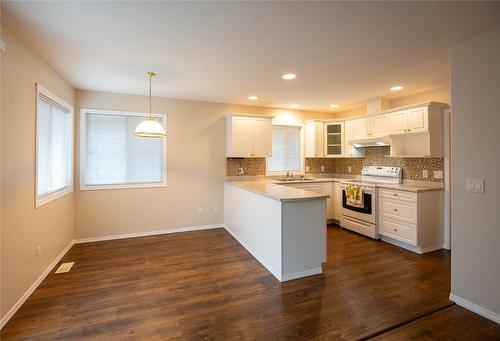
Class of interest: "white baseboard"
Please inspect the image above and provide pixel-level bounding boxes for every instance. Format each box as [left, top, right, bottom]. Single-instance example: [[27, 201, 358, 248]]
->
[[0, 240, 75, 330], [381, 236, 443, 254], [74, 224, 223, 244], [450, 293, 500, 324], [281, 267, 322, 282], [224, 226, 282, 281]]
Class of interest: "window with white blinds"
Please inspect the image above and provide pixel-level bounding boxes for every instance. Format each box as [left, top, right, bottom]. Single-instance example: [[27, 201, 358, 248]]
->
[[267, 125, 303, 173], [36, 85, 74, 207], [80, 110, 167, 190]]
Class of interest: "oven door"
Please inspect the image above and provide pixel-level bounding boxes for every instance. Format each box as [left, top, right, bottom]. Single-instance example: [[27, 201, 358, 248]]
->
[[341, 185, 376, 224]]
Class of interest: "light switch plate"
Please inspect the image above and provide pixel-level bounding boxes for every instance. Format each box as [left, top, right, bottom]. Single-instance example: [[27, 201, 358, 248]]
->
[[422, 170, 428, 178], [305, 166, 310, 172], [348, 166, 352, 173], [466, 178, 485, 193], [433, 170, 443, 179], [320, 166, 325, 172]]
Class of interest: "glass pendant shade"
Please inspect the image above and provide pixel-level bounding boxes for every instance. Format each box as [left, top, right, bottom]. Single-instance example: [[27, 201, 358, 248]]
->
[[134, 118, 166, 138], [134, 71, 166, 138]]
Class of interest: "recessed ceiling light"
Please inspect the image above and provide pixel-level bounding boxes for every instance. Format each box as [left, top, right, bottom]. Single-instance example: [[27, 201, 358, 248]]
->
[[330, 104, 339, 108], [390, 85, 404, 91], [289, 104, 299, 109], [248, 95, 258, 100], [282, 73, 296, 80]]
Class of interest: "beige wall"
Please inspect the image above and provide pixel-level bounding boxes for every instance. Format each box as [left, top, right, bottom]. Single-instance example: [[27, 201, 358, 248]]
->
[[334, 86, 450, 119], [1, 28, 75, 318], [74, 90, 334, 239], [450, 29, 500, 316]]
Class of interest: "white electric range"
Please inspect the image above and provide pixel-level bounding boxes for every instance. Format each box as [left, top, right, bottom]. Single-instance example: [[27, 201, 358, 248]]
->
[[339, 166, 402, 239]]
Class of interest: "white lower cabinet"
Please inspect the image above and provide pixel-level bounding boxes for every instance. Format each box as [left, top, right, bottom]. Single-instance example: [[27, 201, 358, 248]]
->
[[284, 182, 336, 220], [333, 182, 342, 221], [378, 188, 443, 254]]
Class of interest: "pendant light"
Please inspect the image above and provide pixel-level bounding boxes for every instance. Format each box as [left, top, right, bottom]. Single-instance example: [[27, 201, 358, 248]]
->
[[134, 72, 166, 138]]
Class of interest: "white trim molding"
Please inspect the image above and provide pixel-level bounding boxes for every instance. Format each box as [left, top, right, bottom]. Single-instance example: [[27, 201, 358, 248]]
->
[[74, 224, 223, 244], [0, 240, 75, 330], [450, 293, 500, 324]]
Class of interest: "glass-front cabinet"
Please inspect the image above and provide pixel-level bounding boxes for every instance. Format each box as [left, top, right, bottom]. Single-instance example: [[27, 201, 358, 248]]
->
[[324, 122, 344, 157]]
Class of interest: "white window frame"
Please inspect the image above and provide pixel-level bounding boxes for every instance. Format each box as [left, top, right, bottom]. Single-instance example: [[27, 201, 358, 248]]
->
[[35, 84, 74, 208], [79, 109, 167, 191], [266, 123, 305, 175]]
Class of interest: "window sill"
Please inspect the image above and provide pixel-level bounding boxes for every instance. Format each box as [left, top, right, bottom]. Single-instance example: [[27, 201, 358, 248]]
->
[[36, 186, 73, 208], [80, 181, 167, 191]]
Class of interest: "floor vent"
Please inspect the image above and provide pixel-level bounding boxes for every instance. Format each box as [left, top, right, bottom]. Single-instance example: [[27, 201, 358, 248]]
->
[[55, 262, 74, 274]]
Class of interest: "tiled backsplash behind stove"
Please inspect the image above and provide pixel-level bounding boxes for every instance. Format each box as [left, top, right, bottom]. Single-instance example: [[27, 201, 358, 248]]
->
[[226, 147, 444, 182]]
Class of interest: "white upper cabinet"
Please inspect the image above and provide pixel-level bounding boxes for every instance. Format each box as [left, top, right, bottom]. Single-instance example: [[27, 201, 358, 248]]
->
[[352, 117, 369, 139], [324, 122, 344, 157], [389, 107, 428, 135], [370, 114, 390, 137], [389, 110, 408, 135], [252, 118, 272, 156], [226, 115, 272, 157], [305, 120, 325, 157], [351, 115, 389, 139], [407, 107, 428, 133]]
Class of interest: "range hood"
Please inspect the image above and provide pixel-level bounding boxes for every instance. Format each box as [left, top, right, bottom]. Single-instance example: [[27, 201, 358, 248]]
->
[[347, 98, 393, 148], [348, 135, 392, 148]]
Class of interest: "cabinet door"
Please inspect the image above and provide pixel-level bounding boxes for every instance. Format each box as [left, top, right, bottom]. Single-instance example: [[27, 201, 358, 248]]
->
[[321, 182, 335, 220], [324, 122, 344, 157], [315, 122, 325, 157], [353, 118, 369, 139], [369, 114, 389, 137], [389, 110, 408, 135], [252, 118, 272, 157], [344, 120, 353, 157], [333, 182, 342, 221], [407, 107, 428, 133], [231, 117, 253, 156]]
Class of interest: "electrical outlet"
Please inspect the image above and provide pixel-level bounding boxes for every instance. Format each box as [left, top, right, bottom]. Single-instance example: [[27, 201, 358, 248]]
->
[[422, 170, 429, 178], [348, 166, 352, 173], [305, 166, 310, 173], [320, 165, 325, 172], [434, 170, 444, 179], [36, 246, 42, 260], [214, 207, 219, 215], [197, 208, 204, 216], [238, 167, 244, 175]]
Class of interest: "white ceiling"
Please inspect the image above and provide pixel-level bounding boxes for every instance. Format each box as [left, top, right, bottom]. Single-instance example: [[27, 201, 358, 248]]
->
[[3, 1, 500, 112]]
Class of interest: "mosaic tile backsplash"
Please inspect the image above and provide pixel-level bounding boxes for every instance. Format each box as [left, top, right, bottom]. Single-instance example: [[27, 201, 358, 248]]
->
[[305, 147, 444, 182], [226, 147, 444, 182], [226, 158, 266, 176]]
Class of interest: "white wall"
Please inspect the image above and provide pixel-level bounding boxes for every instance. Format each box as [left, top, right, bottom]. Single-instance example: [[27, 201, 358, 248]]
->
[[1, 27, 75, 319], [450, 29, 500, 319]]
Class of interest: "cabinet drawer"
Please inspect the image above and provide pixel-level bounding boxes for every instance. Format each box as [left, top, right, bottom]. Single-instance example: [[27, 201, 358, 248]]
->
[[380, 198, 417, 224], [379, 189, 417, 203], [380, 216, 417, 245]]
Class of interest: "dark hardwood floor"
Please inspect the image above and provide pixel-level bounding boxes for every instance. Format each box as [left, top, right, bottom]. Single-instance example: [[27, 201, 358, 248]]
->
[[370, 305, 500, 340], [1, 225, 497, 340]]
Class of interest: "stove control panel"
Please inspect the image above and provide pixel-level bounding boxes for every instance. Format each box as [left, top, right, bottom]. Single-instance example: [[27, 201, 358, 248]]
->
[[362, 166, 401, 178]]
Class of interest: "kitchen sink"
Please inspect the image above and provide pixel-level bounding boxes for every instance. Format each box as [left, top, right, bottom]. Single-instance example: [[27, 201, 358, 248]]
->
[[276, 178, 315, 182]]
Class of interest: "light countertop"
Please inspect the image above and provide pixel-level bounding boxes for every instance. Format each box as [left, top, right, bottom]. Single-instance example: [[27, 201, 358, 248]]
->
[[375, 183, 443, 192], [226, 176, 443, 200]]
